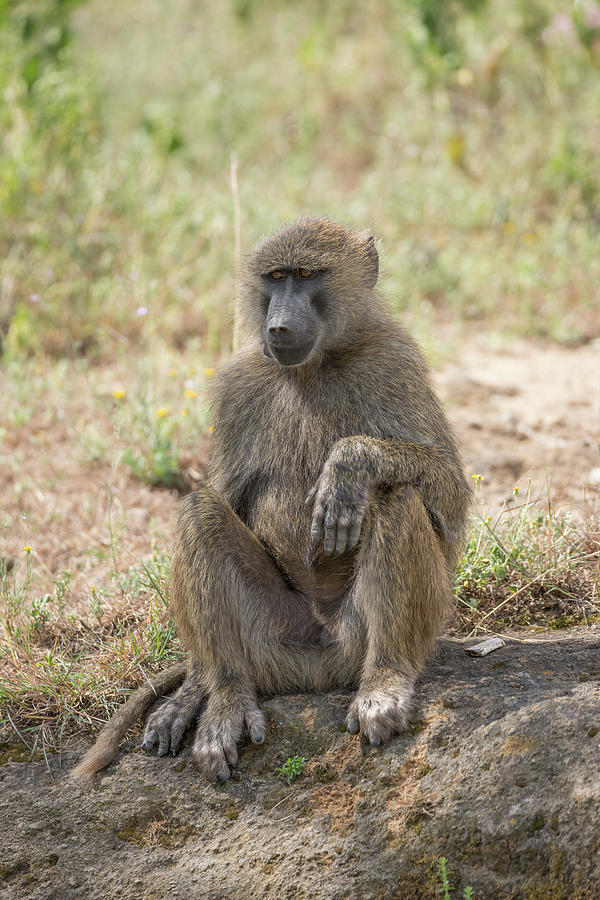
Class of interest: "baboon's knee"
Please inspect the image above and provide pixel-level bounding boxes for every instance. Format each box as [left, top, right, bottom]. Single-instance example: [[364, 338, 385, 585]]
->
[[175, 486, 228, 548]]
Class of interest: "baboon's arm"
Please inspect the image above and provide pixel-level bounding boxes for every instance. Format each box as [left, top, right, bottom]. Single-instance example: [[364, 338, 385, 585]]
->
[[308, 436, 469, 558], [71, 663, 186, 777]]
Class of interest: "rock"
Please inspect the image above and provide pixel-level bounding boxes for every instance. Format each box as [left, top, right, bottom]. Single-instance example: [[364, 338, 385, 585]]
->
[[1, 631, 599, 898]]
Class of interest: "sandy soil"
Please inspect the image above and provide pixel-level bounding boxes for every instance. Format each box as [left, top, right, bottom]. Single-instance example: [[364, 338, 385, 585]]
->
[[1, 336, 598, 614], [438, 335, 600, 512]]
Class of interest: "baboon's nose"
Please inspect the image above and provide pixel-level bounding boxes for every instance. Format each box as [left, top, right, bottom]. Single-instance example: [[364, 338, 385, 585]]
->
[[268, 324, 290, 339]]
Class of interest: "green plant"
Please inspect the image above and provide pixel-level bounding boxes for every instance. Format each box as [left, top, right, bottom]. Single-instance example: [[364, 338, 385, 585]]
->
[[276, 755, 307, 786], [437, 857, 474, 898], [122, 429, 181, 488], [438, 857, 453, 899]]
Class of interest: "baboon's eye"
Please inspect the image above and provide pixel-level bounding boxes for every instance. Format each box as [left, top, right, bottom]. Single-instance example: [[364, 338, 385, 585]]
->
[[270, 270, 284, 281], [299, 268, 313, 279]]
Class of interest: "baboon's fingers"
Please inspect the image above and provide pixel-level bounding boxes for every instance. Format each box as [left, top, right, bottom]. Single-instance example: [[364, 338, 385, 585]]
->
[[310, 500, 326, 549], [322, 506, 338, 556], [334, 519, 350, 556], [348, 510, 364, 549], [305, 484, 318, 505]]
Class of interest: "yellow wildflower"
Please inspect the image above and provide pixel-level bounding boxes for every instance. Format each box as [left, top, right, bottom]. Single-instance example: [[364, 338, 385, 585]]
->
[[472, 473, 485, 482], [23, 545, 32, 552], [168, 368, 177, 378], [112, 388, 127, 400], [522, 232, 537, 245], [185, 389, 198, 399], [208, 425, 215, 433], [502, 222, 515, 235], [182, 408, 189, 417], [455, 68, 474, 87], [203, 367, 215, 378], [155, 407, 169, 419]]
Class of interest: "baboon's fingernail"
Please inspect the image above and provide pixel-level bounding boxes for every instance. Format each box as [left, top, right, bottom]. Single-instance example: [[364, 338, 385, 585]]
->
[[370, 737, 378, 748]]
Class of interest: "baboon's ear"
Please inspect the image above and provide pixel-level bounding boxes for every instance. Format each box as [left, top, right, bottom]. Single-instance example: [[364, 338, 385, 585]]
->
[[364, 235, 379, 286]]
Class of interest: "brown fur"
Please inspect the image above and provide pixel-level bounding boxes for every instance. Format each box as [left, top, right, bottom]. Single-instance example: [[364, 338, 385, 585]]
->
[[73, 218, 470, 780], [70, 663, 186, 777]]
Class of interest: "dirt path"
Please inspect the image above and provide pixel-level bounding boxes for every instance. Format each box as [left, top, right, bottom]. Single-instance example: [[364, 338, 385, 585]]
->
[[437, 336, 600, 513]]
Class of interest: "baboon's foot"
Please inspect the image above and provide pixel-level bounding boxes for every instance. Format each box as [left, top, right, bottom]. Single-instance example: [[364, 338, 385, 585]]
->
[[192, 696, 266, 782], [141, 689, 204, 757], [346, 676, 414, 746]]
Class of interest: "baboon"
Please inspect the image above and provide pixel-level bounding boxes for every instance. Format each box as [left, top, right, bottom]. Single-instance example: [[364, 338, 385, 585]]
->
[[73, 218, 470, 782]]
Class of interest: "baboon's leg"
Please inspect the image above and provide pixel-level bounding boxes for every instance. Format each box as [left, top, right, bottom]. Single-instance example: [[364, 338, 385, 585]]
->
[[342, 484, 452, 745], [146, 485, 329, 780]]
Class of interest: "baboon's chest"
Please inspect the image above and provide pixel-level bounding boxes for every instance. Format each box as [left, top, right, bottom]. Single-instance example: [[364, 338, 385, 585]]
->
[[229, 392, 335, 560]]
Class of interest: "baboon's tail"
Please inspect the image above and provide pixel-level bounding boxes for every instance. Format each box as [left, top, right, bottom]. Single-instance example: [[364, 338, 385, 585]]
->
[[71, 662, 187, 777]]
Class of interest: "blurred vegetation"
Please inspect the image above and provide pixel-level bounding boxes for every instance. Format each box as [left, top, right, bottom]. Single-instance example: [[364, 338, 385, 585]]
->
[[1, 0, 599, 361]]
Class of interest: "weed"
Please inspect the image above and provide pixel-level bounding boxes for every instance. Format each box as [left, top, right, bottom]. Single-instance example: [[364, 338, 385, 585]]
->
[[122, 431, 180, 489], [453, 483, 600, 633], [276, 755, 307, 786], [438, 857, 453, 899], [0, 548, 180, 744], [437, 857, 474, 898]]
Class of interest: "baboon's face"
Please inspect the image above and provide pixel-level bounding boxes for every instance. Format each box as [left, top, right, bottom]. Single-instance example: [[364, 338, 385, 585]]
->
[[261, 267, 325, 367]]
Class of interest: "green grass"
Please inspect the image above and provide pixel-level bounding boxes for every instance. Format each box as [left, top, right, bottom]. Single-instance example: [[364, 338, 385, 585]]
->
[[454, 480, 600, 633], [1, 0, 600, 362], [0, 548, 183, 748]]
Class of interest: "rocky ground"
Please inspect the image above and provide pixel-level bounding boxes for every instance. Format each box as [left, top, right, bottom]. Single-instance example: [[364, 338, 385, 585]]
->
[[2, 336, 599, 898], [2, 630, 599, 899]]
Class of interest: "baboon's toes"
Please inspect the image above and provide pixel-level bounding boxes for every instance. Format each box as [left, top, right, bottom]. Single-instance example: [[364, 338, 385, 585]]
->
[[141, 730, 157, 752], [245, 707, 267, 744], [142, 700, 199, 758], [346, 712, 360, 734], [193, 739, 237, 782], [192, 712, 243, 781], [347, 683, 413, 746]]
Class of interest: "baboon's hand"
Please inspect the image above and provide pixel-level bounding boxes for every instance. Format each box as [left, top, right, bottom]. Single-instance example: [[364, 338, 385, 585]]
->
[[307, 457, 372, 557]]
